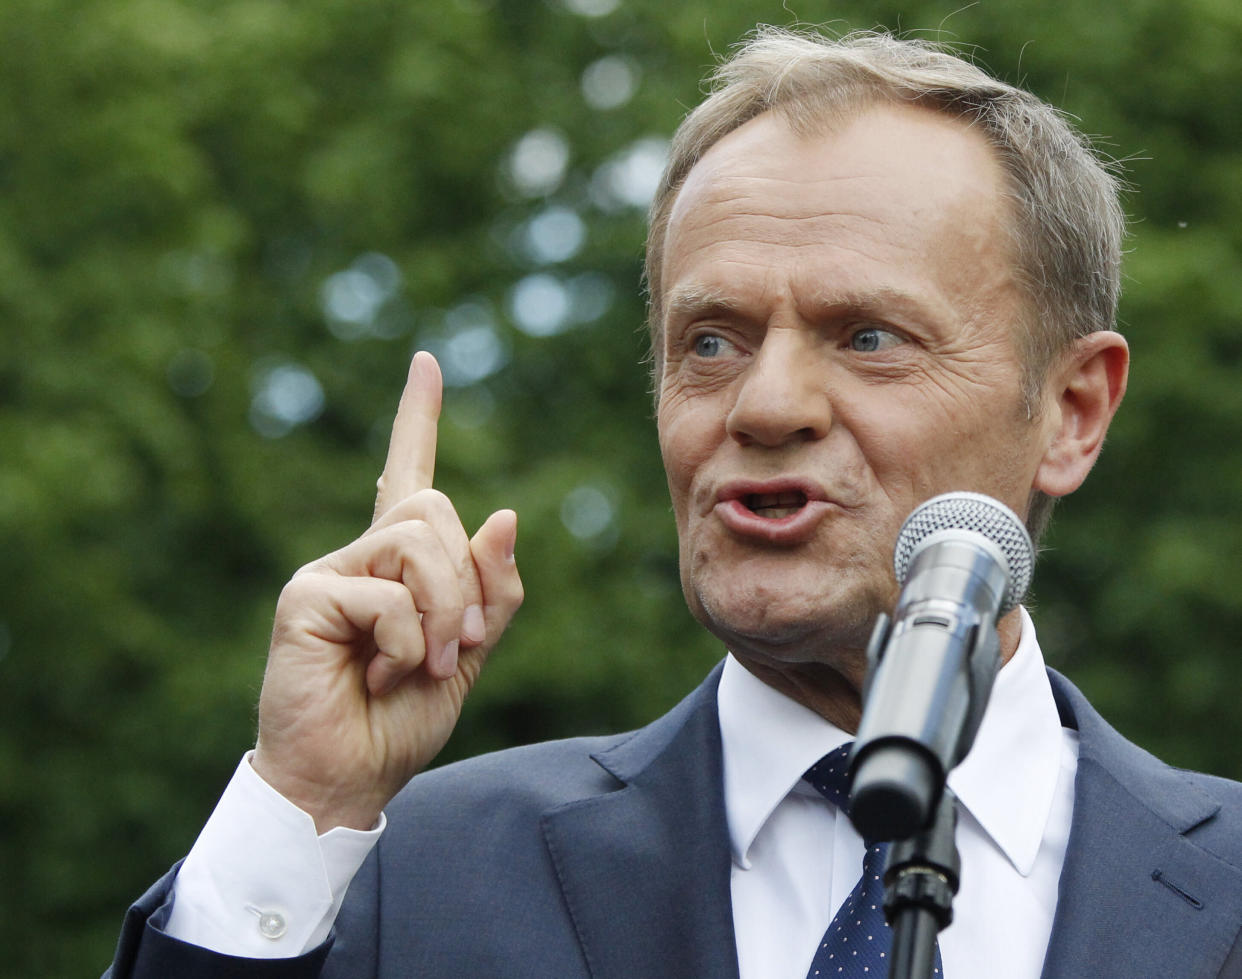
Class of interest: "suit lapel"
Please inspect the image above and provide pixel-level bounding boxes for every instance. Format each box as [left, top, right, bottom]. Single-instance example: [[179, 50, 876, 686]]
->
[[541, 664, 740, 979], [1042, 671, 1242, 977]]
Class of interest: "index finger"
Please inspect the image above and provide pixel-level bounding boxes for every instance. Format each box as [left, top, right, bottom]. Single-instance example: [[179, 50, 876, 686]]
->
[[373, 351, 442, 524]]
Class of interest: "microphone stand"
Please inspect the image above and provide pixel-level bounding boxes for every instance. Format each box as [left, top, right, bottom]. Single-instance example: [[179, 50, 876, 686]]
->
[[844, 492, 1032, 978], [849, 606, 998, 979], [881, 787, 960, 979]]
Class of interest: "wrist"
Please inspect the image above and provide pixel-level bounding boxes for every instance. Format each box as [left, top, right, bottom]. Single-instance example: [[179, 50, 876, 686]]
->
[[249, 746, 385, 834]]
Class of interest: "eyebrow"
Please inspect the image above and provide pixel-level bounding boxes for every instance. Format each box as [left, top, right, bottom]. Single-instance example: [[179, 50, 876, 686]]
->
[[805, 286, 941, 322], [662, 283, 945, 327], [662, 286, 745, 322]]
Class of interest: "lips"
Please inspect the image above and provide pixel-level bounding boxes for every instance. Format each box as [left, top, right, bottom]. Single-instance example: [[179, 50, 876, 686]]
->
[[714, 480, 831, 544]]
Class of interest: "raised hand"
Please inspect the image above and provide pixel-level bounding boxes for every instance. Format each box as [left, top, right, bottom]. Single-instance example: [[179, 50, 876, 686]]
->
[[251, 352, 523, 832]]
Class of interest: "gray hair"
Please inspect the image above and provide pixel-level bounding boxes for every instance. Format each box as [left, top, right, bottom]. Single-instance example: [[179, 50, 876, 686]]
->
[[644, 27, 1127, 540]]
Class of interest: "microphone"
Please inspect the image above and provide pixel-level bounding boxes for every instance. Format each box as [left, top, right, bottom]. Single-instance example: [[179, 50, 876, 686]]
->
[[848, 492, 1034, 842]]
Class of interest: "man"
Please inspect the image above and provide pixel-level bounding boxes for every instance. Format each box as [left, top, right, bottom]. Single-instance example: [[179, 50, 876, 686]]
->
[[106, 28, 1242, 978]]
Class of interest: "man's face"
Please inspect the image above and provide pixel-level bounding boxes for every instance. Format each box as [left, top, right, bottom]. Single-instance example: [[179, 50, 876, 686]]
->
[[655, 104, 1059, 691]]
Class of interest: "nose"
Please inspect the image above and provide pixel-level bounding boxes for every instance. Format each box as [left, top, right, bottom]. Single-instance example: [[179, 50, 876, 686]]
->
[[725, 329, 831, 447]]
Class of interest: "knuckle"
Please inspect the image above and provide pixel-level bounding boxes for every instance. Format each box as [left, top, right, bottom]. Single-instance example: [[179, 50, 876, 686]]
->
[[292, 557, 330, 579], [369, 518, 435, 560], [278, 574, 320, 606], [390, 517, 435, 545], [389, 487, 451, 519], [419, 488, 453, 512], [377, 579, 416, 618]]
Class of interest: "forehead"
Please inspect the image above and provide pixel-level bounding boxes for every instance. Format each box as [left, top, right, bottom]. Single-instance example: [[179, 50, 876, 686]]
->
[[659, 105, 1019, 329]]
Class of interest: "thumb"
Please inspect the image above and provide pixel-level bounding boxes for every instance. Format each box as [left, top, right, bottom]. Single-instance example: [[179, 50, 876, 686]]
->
[[470, 509, 523, 634]]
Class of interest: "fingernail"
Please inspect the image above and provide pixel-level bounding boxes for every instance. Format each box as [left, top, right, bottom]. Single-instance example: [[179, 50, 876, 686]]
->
[[438, 639, 460, 676], [503, 516, 517, 564], [462, 605, 486, 643]]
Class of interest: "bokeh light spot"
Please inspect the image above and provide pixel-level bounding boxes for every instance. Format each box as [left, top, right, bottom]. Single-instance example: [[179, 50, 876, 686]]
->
[[321, 252, 403, 340], [566, 272, 615, 323], [425, 300, 510, 387], [510, 274, 572, 336], [507, 128, 570, 198], [581, 55, 638, 110], [590, 137, 668, 211], [562, 0, 620, 16], [561, 483, 619, 549], [523, 205, 586, 264], [249, 361, 325, 438]]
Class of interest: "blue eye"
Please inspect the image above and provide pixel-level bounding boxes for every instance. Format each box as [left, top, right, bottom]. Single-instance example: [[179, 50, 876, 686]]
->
[[694, 334, 725, 357], [849, 327, 902, 352]]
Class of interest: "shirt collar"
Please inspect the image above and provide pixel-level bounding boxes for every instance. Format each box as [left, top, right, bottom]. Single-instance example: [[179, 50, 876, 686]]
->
[[717, 653, 851, 869], [947, 606, 1064, 876], [717, 607, 1064, 876]]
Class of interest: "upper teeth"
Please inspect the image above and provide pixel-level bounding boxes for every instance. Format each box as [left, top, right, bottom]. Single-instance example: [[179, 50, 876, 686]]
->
[[747, 492, 805, 512]]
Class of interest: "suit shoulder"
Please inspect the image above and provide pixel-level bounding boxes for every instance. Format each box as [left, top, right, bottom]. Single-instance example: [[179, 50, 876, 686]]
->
[[1052, 668, 1242, 863], [1174, 768, 1242, 804], [1173, 768, 1242, 853], [386, 731, 636, 825], [384, 663, 726, 828]]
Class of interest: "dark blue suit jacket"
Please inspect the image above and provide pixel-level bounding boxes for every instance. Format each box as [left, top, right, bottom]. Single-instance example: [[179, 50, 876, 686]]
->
[[106, 666, 1242, 977]]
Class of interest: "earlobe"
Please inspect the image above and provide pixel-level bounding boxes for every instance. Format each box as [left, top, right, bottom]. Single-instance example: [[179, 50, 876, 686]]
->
[[1033, 331, 1130, 498]]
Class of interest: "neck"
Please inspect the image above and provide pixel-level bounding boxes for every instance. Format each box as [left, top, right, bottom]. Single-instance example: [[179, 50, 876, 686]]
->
[[737, 606, 1025, 733]]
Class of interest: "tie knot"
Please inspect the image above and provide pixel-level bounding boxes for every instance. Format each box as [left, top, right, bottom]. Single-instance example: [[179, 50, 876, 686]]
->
[[803, 742, 853, 809]]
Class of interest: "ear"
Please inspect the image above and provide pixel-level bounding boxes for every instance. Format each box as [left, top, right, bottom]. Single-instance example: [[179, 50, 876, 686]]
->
[[1033, 331, 1130, 498]]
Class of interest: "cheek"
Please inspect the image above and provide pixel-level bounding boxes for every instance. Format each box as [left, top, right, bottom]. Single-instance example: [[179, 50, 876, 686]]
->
[[657, 397, 722, 494], [657, 431, 698, 528], [850, 392, 1039, 508], [841, 402, 961, 498]]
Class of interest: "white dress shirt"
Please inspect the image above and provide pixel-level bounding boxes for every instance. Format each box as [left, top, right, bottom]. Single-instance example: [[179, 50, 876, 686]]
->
[[169, 607, 1077, 974], [721, 607, 1078, 979], [166, 751, 382, 956]]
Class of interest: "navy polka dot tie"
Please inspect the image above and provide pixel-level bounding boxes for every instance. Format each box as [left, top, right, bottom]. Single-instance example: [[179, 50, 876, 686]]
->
[[802, 744, 943, 979]]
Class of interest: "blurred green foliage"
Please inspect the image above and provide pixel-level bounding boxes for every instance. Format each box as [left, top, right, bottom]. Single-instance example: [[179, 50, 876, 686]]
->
[[1, 0, 1239, 973]]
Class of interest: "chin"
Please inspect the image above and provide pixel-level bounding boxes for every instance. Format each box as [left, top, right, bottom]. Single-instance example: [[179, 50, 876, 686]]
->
[[680, 541, 898, 654], [690, 586, 880, 665]]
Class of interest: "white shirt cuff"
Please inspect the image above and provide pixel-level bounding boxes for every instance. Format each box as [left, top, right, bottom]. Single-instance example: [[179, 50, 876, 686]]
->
[[165, 751, 384, 957]]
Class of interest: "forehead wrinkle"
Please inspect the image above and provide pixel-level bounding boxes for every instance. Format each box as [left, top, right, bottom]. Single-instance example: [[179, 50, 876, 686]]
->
[[682, 165, 878, 200], [674, 204, 904, 267], [679, 188, 885, 233]]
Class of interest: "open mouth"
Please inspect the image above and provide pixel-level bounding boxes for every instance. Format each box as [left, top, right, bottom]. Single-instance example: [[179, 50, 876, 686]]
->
[[744, 490, 809, 519], [715, 483, 826, 543]]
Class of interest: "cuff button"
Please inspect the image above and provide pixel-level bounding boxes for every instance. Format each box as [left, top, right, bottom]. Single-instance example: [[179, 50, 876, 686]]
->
[[257, 911, 288, 940]]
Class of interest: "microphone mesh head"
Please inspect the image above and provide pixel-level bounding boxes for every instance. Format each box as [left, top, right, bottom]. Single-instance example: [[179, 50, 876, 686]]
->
[[893, 491, 1034, 615]]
